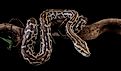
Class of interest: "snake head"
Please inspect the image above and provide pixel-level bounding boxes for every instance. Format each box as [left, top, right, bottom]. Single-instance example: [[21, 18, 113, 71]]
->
[[74, 42, 91, 57]]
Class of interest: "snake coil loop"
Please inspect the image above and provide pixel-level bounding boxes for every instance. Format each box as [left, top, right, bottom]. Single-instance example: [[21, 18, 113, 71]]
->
[[21, 9, 90, 65]]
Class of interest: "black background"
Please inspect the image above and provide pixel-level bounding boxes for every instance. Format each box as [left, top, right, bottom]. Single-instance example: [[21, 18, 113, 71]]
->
[[0, 0, 121, 71]]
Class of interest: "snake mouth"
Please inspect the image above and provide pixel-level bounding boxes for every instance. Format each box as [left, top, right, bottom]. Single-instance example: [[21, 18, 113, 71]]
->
[[81, 51, 91, 57], [74, 46, 91, 57]]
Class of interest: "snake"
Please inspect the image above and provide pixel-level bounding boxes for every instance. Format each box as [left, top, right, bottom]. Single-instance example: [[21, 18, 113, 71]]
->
[[0, 9, 121, 66], [20, 9, 90, 65]]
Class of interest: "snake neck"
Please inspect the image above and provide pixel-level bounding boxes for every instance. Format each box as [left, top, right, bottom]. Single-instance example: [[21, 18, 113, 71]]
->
[[66, 21, 91, 57]]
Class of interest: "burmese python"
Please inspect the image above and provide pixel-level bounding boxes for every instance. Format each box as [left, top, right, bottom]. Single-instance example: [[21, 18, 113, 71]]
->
[[0, 9, 121, 65], [21, 9, 90, 65]]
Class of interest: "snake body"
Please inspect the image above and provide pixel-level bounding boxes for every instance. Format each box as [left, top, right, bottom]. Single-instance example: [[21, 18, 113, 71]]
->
[[0, 9, 120, 66], [21, 9, 90, 65]]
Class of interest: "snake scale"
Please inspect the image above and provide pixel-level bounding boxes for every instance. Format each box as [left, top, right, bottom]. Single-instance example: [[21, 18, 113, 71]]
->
[[21, 9, 90, 65], [0, 9, 121, 65]]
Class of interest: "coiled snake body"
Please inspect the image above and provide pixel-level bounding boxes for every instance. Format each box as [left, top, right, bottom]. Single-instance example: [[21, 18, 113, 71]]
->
[[1, 9, 120, 65], [21, 9, 90, 65]]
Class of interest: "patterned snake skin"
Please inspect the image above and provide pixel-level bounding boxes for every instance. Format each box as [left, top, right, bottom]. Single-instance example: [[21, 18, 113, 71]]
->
[[21, 9, 90, 65], [0, 9, 121, 66]]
